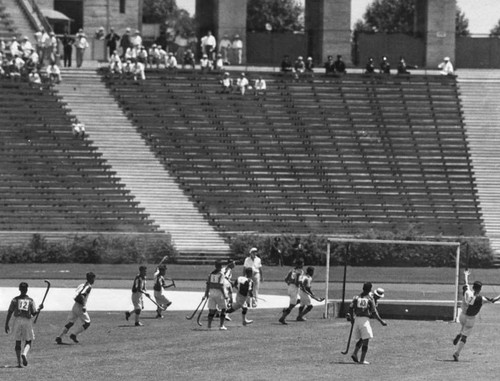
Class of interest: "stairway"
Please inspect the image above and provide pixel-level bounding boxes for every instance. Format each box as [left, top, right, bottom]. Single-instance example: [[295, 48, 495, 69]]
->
[[1, 0, 37, 40], [457, 70, 500, 262], [55, 68, 231, 262]]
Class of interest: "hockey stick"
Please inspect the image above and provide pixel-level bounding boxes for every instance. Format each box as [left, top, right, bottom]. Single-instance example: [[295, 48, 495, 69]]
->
[[341, 319, 355, 355], [197, 297, 208, 326], [186, 297, 206, 320], [34, 280, 51, 324], [164, 279, 176, 289], [143, 292, 166, 311], [301, 287, 325, 303]]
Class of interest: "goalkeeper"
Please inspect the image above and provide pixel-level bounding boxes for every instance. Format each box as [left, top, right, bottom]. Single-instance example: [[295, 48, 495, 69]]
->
[[297, 267, 323, 321]]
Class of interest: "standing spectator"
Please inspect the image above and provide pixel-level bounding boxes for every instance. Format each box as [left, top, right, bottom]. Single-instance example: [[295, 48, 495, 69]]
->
[[243, 247, 263, 307], [174, 31, 188, 62], [105, 27, 120, 59], [349, 282, 387, 365], [47, 32, 58, 64], [40, 29, 50, 64], [334, 54, 347, 74], [279, 258, 304, 325], [4, 282, 43, 368], [438, 56, 454, 76], [365, 57, 375, 74], [232, 34, 243, 64], [236, 72, 249, 95], [182, 49, 195, 70], [253, 75, 267, 96], [94, 26, 105, 40], [120, 28, 132, 59], [9, 36, 20, 58], [125, 266, 149, 326], [280, 55, 293, 76], [34, 31, 43, 60], [60, 33, 74, 68], [74, 30, 89, 68], [187, 32, 198, 54], [205, 261, 229, 330], [46, 61, 62, 84], [226, 268, 255, 326], [291, 237, 304, 263], [153, 265, 173, 319], [219, 34, 232, 64], [270, 236, 283, 266], [201, 30, 216, 61], [55, 272, 96, 344], [324, 55, 336, 75], [131, 30, 142, 48], [19, 36, 33, 59], [379, 56, 391, 74]]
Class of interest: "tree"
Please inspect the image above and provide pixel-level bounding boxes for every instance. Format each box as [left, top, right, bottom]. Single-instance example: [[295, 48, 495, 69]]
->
[[143, 0, 195, 36], [490, 20, 500, 37], [247, 0, 304, 32], [354, 0, 470, 36]]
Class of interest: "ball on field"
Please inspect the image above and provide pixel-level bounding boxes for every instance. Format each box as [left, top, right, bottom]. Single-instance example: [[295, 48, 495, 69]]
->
[[405, 309, 409, 313]]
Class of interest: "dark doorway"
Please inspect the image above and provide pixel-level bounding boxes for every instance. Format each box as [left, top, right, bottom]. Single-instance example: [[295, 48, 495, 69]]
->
[[54, 0, 83, 34]]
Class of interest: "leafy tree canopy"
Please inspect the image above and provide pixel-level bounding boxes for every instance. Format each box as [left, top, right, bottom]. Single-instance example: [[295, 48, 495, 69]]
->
[[143, 0, 194, 36], [490, 19, 500, 37], [247, 0, 304, 32]]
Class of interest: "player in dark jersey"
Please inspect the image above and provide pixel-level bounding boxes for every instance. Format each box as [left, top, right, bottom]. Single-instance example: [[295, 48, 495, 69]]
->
[[279, 258, 304, 325], [125, 266, 149, 326], [5, 282, 43, 367], [226, 268, 254, 326], [349, 282, 387, 365], [56, 272, 96, 344], [205, 261, 229, 330]]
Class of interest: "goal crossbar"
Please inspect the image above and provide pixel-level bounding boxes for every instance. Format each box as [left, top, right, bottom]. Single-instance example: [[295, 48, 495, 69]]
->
[[324, 238, 461, 320]]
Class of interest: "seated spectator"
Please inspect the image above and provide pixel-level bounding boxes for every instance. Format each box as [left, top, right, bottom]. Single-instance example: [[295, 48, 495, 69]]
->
[[72, 121, 86, 139], [305, 57, 314, 76], [131, 59, 146, 81], [148, 44, 161, 69], [122, 59, 133, 78], [365, 57, 375, 74], [124, 45, 138, 61], [280, 55, 293, 75], [324, 55, 336, 75], [20, 36, 33, 59], [137, 46, 148, 65], [9, 36, 21, 58], [379, 56, 391, 74], [25, 48, 39, 73], [199, 53, 211, 73], [214, 53, 224, 72], [334, 54, 347, 74], [9, 54, 24, 81], [28, 70, 42, 85], [46, 61, 62, 84], [253, 76, 267, 96], [109, 50, 123, 74], [165, 52, 178, 72], [236, 72, 249, 95], [397, 56, 417, 75], [438, 56, 454, 76], [182, 49, 195, 69], [294, 56, 306, 78], [219, 72, 233, 93]]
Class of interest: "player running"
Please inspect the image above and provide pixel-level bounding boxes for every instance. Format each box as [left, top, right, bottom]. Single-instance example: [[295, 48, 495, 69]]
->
[[125, 266, 149, 326], [153, 265, 173, 319], [452, 270, 500, 361], [205, 260, 229, 330], [56, 272, 96, 344], [5, 282, 43, 367], [226, 268, 254, 326], [297, 266, 320, 321], [279, 258, 304, 325], [349, 282, 387, 365]]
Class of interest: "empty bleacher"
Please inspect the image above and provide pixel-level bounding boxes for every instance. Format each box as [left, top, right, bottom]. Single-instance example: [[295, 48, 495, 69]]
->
[[0, 79, 159, 233], [103, 71, 483, 237]]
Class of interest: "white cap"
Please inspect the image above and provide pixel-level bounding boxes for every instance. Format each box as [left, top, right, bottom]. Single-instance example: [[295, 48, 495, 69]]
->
[[249, 247, 258, 254], [444, 56, 450, 61], [374, 288, 385, 298]]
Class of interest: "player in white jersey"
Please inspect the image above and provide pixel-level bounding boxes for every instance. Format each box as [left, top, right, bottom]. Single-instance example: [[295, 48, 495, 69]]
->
[[56, 272, 96, 344], [5, 282, 43, 367], [126, 266, 149, 326], [153, 265, 173, 319], [452, 270, 500, 361], [279, 258, 304, 325], [227, 268, 254, 326], [297, 267, 319, 321], [205, 261, 229, 330]]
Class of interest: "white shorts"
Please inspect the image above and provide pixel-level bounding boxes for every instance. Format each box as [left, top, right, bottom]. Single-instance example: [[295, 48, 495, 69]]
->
[[287, 285, 300, 305], [353, 316, 373, 341], [208, 289, 227, 310], [67, 303, 91, 324], [13, 317, 35, 341], [154, 291, 171, 306], [459, 312, 476, 336], [132, 293, 144, 311], [298, 290, 311, 307]]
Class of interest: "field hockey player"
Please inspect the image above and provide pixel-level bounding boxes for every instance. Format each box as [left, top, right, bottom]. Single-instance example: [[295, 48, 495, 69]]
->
[[226, 267, 254, 326]]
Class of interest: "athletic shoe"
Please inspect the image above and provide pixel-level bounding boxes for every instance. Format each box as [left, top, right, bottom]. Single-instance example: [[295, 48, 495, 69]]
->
[[453, 353, 459, 362], [243, 319, 253, 326], [156, 314, 164, 319], [135, 322, 144, 327], [70, 334, 79, 343], [219, 326, 227, 331], [55, 337, 62, 345], [21, 354, 28, 366], [225, 315, 232, 321], [296, 316, 307, 322], [278, 317, 287, 325], [125, 311, 131, 321], [453, 334, 461, 346], [359, 361, 370, 365], [351, 354, 358, 363]]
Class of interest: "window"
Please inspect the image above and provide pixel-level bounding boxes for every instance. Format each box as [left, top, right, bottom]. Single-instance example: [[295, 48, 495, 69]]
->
[[120, 0, 126, 14]]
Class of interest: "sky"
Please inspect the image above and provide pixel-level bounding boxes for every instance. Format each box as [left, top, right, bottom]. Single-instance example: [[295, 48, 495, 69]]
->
[[176, 0, 500, 35]]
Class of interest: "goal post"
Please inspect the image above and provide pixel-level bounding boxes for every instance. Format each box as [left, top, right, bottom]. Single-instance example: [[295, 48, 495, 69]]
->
[[323, 238, 461, 320]]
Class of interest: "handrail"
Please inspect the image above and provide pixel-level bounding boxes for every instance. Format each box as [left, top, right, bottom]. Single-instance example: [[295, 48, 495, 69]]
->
[[16, 0, 52, 34]]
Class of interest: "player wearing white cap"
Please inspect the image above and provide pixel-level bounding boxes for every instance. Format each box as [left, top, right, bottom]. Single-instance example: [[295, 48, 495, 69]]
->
[[243, 248, 263, 307]]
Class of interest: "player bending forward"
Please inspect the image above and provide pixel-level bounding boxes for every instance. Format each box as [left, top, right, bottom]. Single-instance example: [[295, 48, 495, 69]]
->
[[5, 282, 43, 367], [452, 270, 500, 361], [56, 272, 96, 344], [297, 267, 320, 321], [349, 282, 387, 365], [153, 265, 173, 319], [227, 268, 254, 326]]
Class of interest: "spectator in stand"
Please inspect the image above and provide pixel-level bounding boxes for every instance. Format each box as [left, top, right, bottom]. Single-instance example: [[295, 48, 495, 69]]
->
[[187, 32, 198, 54], [72, 121, 86, 139], [294, 56, 306, 79], [124, 44, 138, 61], [24, 48, 39, 73], [60, 33, 74, 68], [253, 75, 267, 96], [236, 72, 249, 95], [438, 56, 454, 76], [214, 53, 224, 72], [365, 57, 375, 74], [20, 37, 33, 59], [40, 29, 50, 64], [0, 38, 5, 54], [165, 52, 178, 72], [94, 27, 105, 40], [46, 61, 62, 84], [305, 56, 315, 77], [120, 28, 132, 59], [109, 50, 122, 75], [232, 34, 243, 64], [47, 32, 58, 64], [379, 56, 391, 74], [174, 31, 188, 63], [148, 44, 160, 69], [182, 49, 195, 70], [9, 54, 24, 81], [105, 27, 120, 59], [131, 30, 142, 49], [324, 55, 336, 75], [132, 58, 145, 82], [9, 36, 20, 58], [28, 70, 42, 87], [220, 72, 233, 93], [281, 54, 293, 76], [34, 31, 42, 61], [199, 53, 211, 73], [201, 30, 216, 61], [219, 34, 232, 64], [334, 54, 347, 74], [122, 59, 133, 78], [137, 46, 148, 65], [75, 30, 89, 68], [397, 56, 418, 75]]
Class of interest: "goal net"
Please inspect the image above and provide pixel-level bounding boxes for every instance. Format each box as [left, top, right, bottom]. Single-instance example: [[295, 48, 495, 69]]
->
[[322, 238, 461, 320]]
